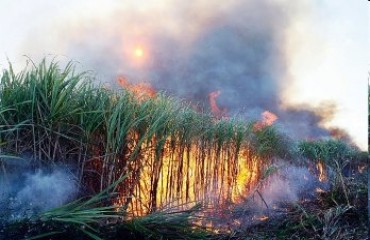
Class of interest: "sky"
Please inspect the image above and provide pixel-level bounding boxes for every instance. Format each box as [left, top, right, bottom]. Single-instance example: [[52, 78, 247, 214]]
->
[[0, 0, 368, 150]]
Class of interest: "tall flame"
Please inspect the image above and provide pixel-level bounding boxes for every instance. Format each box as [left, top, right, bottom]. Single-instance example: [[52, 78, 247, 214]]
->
[[113, 138, 262, 216], [208, 90, 227, 119]]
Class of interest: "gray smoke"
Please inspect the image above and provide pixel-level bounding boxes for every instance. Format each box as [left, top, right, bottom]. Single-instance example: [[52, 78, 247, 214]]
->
[[22, 0, 349, 141], [67, 1, 287, 109], [256, 164, 331, 206], [207, 162, 332, 230], [0, 165, 78, 221]]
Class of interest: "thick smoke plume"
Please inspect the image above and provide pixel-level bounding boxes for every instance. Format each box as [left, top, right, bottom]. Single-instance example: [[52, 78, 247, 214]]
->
[[0, 160, 78, 221], [21, 0, 352, 142]]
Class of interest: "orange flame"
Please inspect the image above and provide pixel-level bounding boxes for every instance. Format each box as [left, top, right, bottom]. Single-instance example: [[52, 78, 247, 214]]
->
[[113, 138, 261, 217], [315, 187, 326, 193], [262, 111, 278, 126], [254, 215, 269, 221], [316, 161, 327, 182], [253, 111, 278, 131], [208, 90, 227, 119], [117, 76, 156, 99], [259, 216, 269, 221]]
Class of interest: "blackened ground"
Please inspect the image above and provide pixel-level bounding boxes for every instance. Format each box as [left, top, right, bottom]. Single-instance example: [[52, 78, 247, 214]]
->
[[0, 220, 147, 240]]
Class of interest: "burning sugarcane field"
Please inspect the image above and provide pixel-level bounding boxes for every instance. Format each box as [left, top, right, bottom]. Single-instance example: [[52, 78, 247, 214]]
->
[[0, 1, 368, 239]]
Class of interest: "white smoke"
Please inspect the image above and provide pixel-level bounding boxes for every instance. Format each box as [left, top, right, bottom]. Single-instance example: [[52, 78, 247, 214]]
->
[[204, 162, 332, 230], [256, 164, 330, 207], [0, 167, 79, 221]]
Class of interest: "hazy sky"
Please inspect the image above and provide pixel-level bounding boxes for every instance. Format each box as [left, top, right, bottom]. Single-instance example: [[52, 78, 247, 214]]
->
[[0, 0, 368, 150]]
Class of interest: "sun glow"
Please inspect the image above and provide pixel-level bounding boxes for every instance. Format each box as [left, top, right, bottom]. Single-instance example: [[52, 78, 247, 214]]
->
[[134, 47, 144, 57]]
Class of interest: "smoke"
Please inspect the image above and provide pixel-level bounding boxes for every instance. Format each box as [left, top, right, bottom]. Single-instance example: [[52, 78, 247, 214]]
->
[[14, 0, 354, 143], [257, 164, 330, 206], [0, 165, 78, 221], [206, 162, 332, 230], [64, 0, 289, 107]]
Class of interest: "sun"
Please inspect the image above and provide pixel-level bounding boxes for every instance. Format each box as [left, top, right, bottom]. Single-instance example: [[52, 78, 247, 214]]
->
[[134, 47, 144, 57]]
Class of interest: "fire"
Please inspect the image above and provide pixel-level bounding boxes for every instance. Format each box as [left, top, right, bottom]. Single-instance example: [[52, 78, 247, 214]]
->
[[262, 111, 278, 126], [358, 164, 366, 173], [105, 87, 268, 219], [253, 111, 278, 131], [114, 137, 262, 217], [254, 215, 269, 221], [106, 84, 277, 229], [208, 90, 227, 119], [117, 76, 156, 99], [316, 161, 327, 182], [233, 219, 241, 226]]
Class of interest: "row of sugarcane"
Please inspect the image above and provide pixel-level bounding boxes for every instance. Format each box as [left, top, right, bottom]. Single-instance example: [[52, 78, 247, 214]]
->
[[2, 59, 353, 217]]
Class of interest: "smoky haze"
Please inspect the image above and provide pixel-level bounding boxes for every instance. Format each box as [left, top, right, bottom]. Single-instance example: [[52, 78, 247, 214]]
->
[[25, 0, 349, 141], [0, 165, 79, 221]]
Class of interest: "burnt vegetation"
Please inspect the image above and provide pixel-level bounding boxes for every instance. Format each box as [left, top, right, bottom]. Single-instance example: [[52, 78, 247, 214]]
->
[[0, 60, 368, 239]]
